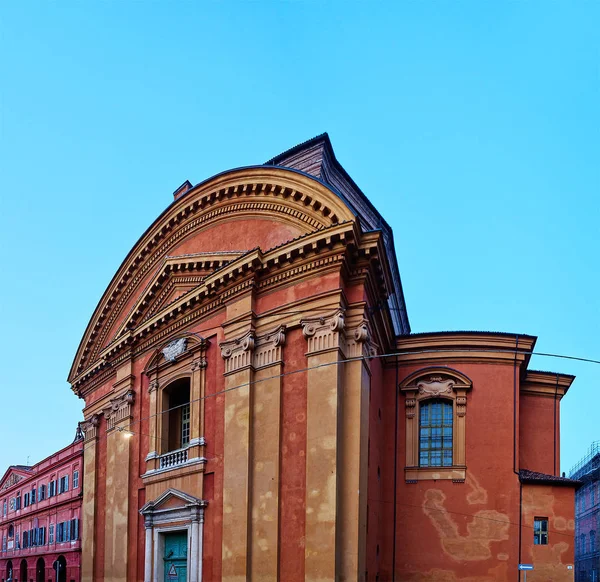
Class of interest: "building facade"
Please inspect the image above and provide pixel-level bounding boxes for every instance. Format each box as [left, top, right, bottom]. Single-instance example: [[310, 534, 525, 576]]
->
[[572, 442, 600, 582], [0, 437, 83, 582], [68, 134, 578, 581]]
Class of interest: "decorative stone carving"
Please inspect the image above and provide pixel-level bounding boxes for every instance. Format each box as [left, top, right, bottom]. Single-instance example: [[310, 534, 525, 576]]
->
[[405, 398, 416, 419], [81, 413, 101, 442], [148, 379, 159, 393], [220, 330, 255, 374], [103, 390, 135, 430], [191, 357, 207, 371], [416, 377, 455, 397], [1, 473, 24, 492], [253, 325, 286, 369], [162, 338, 188, 363], [456, 396, 467, 417], [345, 319, 375, 359], [301, 310, 345, 354]]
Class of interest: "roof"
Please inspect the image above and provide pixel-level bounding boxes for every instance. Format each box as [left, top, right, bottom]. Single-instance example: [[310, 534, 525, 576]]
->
[[519, 469, 581, 488], [265, 133, 410, 335], [404, 330, 536, 339]]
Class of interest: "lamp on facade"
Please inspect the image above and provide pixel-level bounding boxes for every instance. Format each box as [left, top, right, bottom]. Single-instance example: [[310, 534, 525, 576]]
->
[[117, 427, 134, 438]]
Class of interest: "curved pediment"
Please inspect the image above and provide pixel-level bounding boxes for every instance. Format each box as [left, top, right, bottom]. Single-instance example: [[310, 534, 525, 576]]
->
[[69, 166, 357, 385]]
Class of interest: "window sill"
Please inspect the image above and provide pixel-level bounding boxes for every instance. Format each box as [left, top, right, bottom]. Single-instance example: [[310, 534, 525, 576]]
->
[[405, 466, 466, 482]]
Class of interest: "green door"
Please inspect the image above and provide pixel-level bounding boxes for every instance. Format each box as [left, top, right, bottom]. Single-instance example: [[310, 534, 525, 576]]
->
[[164, 531, 188, 582]]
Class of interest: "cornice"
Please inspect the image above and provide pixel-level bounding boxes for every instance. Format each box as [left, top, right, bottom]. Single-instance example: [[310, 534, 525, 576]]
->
[[521, 370, 575, 398], [394, 332, 537, 367], [69, 167, 357, 384]]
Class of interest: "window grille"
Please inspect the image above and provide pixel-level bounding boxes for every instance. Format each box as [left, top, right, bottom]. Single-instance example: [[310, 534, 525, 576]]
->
[[419, 400, 453, 467]]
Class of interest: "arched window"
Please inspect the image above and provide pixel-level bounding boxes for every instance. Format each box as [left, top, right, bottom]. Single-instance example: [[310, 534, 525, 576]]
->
[[162, 378, 191, 453], [419, 400, 453, 467], [400, 368, 472, 481]]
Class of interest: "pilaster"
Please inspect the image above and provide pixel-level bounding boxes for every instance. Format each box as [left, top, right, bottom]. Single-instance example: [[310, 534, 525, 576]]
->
[[301, 310, 345, 582], [339, 318, 373, 580], [81, 414, 100, 582], [220, 328, 254, 582], [103, 365, 135, 582], [250, 326, 285, 581]]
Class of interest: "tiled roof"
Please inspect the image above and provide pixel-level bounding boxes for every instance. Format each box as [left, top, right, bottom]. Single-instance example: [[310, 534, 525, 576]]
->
[[519, 469, 581, 487]]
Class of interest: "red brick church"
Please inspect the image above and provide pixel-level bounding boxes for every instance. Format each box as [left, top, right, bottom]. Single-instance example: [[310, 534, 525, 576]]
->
[[67, 134, 578, 581]]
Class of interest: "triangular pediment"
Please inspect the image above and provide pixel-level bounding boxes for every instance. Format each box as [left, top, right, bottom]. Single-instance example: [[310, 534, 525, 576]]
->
[[140, 488, 205, 514], [113, 252, 243, 340], [0, 466, 32, 493]]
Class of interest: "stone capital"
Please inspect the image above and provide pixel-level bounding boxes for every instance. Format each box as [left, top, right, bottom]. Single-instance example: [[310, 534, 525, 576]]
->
[[253, 325, 286, 369], [81, 413, 101, 442], [220, 330, 255, 374], [103, 389, 135, 430], [301, 310, 345, 355]]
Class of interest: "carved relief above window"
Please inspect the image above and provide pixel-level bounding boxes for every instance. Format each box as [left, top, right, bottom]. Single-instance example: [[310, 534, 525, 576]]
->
[[400, 367, 472, 482]]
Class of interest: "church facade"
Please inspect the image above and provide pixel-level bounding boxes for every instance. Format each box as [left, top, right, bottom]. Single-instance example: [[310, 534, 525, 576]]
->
[[68, 134, 578, 581]]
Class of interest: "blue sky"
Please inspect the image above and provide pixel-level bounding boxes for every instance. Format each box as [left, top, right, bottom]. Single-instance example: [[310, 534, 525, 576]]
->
[[0, 1, 598, 475]]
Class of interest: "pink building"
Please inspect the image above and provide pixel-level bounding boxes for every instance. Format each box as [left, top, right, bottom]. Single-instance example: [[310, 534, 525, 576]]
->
[[0, 433, 83, 582]]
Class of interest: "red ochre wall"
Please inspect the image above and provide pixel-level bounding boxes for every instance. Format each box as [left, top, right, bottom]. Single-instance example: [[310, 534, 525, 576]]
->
[[520, 483, 576, 581], [278, 327, 308, 582], [394, 362, 522, 582], [200, 328, 225, 582], [520, 392, 560, 476]]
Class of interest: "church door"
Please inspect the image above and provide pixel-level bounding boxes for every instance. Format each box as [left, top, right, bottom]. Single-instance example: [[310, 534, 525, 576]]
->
[[163, 531, 188, 582]]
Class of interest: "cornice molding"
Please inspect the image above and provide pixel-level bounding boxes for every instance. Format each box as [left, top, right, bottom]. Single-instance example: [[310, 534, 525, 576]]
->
[[395, 333, 537, 367]]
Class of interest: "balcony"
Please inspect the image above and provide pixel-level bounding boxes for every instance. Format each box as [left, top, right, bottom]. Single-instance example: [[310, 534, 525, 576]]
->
[[159, 447, 188, 470]]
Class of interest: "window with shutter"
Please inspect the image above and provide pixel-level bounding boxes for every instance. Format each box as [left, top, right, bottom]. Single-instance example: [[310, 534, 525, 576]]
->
[[74, 518, 79, 540], [23, 531, 28, 548], [65, 475, 69, 491], [31, 487, 36, 504], [16, 494, 21, 510], [49, 524, 54, 544]]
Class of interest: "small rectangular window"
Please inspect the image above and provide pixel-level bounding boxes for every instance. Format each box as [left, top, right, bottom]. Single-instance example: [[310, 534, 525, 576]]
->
[[31, 487, 36, 504], [73, 470, 79, 489], [534, 517, 549, 545], [49, 524, 54, 544]]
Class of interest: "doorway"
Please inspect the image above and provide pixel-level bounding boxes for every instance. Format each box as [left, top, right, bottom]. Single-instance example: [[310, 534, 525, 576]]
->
[[35, 558, 44, 582], [19, 560, 26, 582], [163, 531, 188, 582], [55, 556, 66, 582]]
